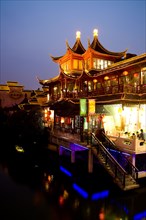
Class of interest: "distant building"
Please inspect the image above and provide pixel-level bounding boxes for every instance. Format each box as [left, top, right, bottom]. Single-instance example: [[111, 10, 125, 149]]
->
[[0, 81, 45, 111]]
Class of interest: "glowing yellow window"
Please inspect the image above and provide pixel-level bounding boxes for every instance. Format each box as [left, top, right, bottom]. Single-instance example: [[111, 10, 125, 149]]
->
[[73, 59, 78, 69]]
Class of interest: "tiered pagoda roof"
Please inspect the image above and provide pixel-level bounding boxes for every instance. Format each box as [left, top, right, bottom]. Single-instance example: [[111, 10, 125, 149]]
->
[[38, 29, 146, 87], [50, 31, 86, 63], [51, 29, 127, 64], [38, 53, 146, 86], [69, 31, 86, 54], [89, 29, 127, 58]]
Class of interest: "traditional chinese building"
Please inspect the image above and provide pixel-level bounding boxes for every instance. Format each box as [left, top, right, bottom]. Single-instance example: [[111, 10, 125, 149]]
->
[[37, 29, 146, 188], [38, 29, 146, 140], [0, 81, 44, 112]]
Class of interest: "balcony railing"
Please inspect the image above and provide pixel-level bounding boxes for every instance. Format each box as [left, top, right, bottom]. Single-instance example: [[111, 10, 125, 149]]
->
[[50, 84, 146, 100]]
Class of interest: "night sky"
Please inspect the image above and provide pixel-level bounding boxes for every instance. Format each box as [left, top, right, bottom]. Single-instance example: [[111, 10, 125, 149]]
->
[[1, 0, 146, 90]]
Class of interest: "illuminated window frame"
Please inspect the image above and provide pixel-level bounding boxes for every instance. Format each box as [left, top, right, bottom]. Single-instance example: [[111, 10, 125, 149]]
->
[[141, 67, 146, 84], [73, 59, 82, 70], [93, 59, 113, 70]]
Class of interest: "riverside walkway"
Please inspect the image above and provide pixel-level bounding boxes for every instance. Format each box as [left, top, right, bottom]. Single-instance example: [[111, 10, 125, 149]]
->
[[48, 130, 142, 191]]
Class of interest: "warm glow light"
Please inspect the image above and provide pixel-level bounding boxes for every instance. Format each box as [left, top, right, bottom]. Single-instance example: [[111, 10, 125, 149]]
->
[[134, 73, 139, 77], [104, 76, 109, 80], [59, 196, 64, 205], [93, 79, 97, 83], [15, 145, 24, 153], [47, 175, 53, 182], [76, 31, 81, 39], [47, 94, 50, 101], [118, 107, 122, 113], [93, 29, 98, 37], [50, 110, 54, 119], [123, 71, 128, 76], [63, 190, 69, 199], [61, 117, 65, 123]]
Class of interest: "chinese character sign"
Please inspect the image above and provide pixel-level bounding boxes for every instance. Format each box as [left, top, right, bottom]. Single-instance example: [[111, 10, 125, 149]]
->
[[88, 99, 95, 115], [80, 99, 87, 116]]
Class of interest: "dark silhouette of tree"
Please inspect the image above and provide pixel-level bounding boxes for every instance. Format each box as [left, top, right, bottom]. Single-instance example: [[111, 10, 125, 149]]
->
[[0, 107, 9, 144], [0, 105, 50, 165], [0, 107, 13, 161], [8, 107, 46, 144]]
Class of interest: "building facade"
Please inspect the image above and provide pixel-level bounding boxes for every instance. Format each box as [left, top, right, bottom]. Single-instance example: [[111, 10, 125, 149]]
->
[[0, 81, 44, 111], [38, 29, 146, 142]]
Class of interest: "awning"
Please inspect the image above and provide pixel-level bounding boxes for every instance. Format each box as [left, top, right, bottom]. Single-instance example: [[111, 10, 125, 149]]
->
[[50, 98, 80, 116], [95, 93, 146, 104], [96, 105, 110, 114]]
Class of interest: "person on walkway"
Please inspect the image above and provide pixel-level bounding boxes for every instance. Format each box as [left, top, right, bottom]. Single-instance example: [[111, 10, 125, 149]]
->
[[139, 129, 145, 141], [136, 131, 139, 139]]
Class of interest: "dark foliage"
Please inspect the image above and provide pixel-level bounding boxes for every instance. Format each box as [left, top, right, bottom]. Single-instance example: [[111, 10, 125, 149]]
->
[[0, 106, 49, 159]]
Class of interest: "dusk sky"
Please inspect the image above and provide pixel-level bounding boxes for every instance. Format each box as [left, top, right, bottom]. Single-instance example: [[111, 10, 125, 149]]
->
[[1, 0, 146, 90]]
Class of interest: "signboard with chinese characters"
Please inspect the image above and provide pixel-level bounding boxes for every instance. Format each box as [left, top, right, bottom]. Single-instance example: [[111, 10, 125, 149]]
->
[[88, 99, 95, 115], [80, 99, 87, 116]]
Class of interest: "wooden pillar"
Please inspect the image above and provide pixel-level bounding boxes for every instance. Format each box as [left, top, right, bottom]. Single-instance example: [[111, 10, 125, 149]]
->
[[131, 153, 136, 166], [131, 153, 137, 178], [71, 150, 75, 163], [61, 81, 63, 99], [65, 78, 67, 97], [88, 146, 93, 173]]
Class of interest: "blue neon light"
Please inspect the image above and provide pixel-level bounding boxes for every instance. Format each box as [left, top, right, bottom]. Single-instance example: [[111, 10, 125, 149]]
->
[[91, 190, 109, 200], [108, 148, 130, 156], [60, 145, 71, 151], [72, 183, 88, 199], [73, 143, 88, 149], [70, 143, 89, 150], [60, 166, 72, 177], [134, 211, 146, 220]]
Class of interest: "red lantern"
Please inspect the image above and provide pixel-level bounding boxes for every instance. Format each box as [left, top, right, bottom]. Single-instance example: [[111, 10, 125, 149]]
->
[[67, 118, 71, 124], [56, 117, 59, 123], [134, 73, 138, 78], [87, 116, 89, 123]]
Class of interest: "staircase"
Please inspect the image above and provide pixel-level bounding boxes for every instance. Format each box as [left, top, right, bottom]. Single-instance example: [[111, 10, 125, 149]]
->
[[91, 133, 140, 191]]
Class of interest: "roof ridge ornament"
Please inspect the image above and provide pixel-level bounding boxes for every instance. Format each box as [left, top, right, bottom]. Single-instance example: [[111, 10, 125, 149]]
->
[[93, 29, 98, 38], [66, 40, 70, 49], [88, 38, 90, 47], [76, 31, 81, 39]]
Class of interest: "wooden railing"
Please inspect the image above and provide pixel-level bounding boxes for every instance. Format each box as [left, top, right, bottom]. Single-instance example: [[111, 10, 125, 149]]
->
[[91, 133, 137, 189], [50, 134, 70, 148], [50, 84, 146, 101]]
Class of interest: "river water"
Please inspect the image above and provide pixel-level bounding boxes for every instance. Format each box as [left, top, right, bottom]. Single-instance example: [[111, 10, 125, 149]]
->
[[0, 147, 146, 220]]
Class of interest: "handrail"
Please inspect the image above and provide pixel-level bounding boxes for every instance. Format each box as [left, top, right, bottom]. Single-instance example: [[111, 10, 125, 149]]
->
[[50, 134, 70, 148], [91, 133, 127, 188], [50, 83, 146, 101], [92, 133, 126, 172], [102, 132, 139, 180]]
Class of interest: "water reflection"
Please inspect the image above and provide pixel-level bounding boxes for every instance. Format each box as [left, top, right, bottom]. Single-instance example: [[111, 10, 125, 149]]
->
[[0, 149, 146, 220], [40, 159, 146, 220]]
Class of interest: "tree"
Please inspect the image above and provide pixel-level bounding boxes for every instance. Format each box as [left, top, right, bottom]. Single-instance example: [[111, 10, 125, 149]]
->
[[7, 106, 48, 151]]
